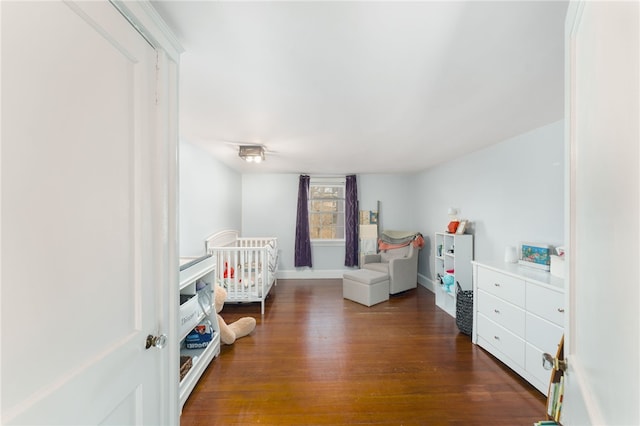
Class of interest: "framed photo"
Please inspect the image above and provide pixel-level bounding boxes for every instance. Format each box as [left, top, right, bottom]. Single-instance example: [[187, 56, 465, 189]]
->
[[456, 220, 468, 234], [518, 243, 551, 271]]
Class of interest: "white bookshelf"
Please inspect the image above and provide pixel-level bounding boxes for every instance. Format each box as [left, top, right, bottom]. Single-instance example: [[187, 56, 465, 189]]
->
[[434, 232, 473, 317]]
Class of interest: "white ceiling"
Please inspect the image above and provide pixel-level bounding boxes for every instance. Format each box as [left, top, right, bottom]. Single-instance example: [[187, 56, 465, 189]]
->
[[151, 1, 568, 175]]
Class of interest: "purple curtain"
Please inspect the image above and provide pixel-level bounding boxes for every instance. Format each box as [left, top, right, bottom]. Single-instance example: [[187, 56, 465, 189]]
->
[[344, 174, 359, 267], [294, 175, 312, 267]]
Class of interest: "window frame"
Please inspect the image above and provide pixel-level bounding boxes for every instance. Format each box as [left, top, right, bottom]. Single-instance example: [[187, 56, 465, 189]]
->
[[308, 177, 346, 244]]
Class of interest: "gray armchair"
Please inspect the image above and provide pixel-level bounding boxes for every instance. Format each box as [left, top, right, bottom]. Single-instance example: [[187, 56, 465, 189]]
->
[[362, 244, 419, 294]]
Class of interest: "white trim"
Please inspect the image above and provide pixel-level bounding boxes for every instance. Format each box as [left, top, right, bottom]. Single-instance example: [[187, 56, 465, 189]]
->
[[110, 0, 184, 61], [309, 176, 346, 185], [564, 0, 584, 369], [310, 239, 345, 247], [567, 357, 605, 425], [277, 269, 350, 280], [417, 273, 436, 293], [277, 270, 437, 285]]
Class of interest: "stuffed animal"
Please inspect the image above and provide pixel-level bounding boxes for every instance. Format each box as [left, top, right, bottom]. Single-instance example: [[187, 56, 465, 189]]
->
[[214, 284, 256, 345]]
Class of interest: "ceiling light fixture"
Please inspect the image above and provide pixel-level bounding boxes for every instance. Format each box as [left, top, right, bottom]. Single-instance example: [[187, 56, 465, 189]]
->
[[238, 145, 265, 163]]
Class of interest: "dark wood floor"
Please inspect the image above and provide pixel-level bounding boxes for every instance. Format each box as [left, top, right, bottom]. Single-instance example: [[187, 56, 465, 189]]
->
[[180, 279, 546, 425]]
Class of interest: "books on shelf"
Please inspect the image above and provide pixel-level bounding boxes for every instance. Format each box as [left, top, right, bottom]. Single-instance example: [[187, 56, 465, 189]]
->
[[540, 334, 565, 426]]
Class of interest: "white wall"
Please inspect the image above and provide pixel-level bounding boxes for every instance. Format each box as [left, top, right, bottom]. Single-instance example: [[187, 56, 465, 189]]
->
[[183, 121, 563, 278], [241, 173, 299, 272], [358, 174, 418, 231], [179, 141, 242, 257], [415, 120, 564, 285], [241, 173, 351, 276], [241, 173, 417, 277]]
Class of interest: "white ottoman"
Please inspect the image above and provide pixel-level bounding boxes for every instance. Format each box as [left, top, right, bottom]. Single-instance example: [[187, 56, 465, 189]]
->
[[343, 269, 390, 307]]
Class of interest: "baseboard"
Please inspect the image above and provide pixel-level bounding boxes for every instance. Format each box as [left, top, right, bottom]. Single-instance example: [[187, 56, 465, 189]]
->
[[277, 269, 352, 280], [418, 273, 436, 293], [277, 270, 439, 289]]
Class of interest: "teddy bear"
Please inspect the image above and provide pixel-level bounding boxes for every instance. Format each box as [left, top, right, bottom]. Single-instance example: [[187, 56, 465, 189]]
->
[[214, 284, 256, 345]]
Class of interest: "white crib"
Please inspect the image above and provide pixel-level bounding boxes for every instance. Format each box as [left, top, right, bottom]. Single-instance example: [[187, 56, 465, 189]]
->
[[205, 230, 278, 315]]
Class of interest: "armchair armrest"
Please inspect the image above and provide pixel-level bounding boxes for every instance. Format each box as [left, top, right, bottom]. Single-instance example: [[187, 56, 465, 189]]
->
[[363, 254, 381, 264], [388, 255, 415, 273], [388, 249, 419, 293]]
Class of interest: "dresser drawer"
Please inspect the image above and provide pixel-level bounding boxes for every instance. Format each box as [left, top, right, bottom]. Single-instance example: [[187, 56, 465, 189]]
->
[[477, 313, 525, 367], [526, 313, 564, 354], [477, 267, 525, 307], [477, 290, 525, 336], [526, 283, 564, 326]]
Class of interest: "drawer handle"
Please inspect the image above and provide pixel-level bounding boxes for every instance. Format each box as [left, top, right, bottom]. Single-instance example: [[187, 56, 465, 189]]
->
[[558, 308, 565, 313], [493, 335, 500, 341], [494, 282, 501, 287], [494, 309, 500, 314]]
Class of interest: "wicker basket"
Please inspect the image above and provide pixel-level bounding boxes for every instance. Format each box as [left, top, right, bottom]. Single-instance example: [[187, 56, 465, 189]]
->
[[456, 282, 473, 336]]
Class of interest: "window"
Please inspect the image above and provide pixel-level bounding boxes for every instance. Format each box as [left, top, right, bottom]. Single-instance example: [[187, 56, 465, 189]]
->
[[309, 179, 345, 241]]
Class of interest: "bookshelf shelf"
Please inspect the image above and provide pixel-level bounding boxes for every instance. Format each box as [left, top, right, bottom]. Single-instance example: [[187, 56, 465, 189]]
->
[[434, 232, 473, 317]]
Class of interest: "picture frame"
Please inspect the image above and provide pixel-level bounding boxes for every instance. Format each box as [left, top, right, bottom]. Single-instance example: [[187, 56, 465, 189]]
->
[[518, 242, 551, 271], [455, 220, 468, 234]]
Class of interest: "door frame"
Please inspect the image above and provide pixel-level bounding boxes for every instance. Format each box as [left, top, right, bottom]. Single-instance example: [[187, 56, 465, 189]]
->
[[564, 2, 594, 422], [564, 1, 640, 424], [110, 2, 184, 422]]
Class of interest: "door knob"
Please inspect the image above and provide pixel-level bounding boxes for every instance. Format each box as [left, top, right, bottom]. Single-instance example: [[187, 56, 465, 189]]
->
[[542, 352, 568, 372], [146, 334, 167, 349]]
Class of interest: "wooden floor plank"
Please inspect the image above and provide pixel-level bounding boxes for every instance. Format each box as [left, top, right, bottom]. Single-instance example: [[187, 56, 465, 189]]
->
[[180, 279, 545, 425]]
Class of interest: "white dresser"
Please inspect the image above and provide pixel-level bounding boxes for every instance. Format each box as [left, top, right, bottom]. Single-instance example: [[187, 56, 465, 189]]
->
[[472, 261, 564, 395]]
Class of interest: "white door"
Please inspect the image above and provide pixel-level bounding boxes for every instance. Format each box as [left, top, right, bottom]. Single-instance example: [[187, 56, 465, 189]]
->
[[1, 1, 171, 424], [564, 1, 639, 424]]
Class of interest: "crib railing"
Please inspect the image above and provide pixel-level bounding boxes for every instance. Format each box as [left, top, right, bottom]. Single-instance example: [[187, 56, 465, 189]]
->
[[236, 237, 278, 275], [213, 246, 268, 300], [237, 237, 277, 249]]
